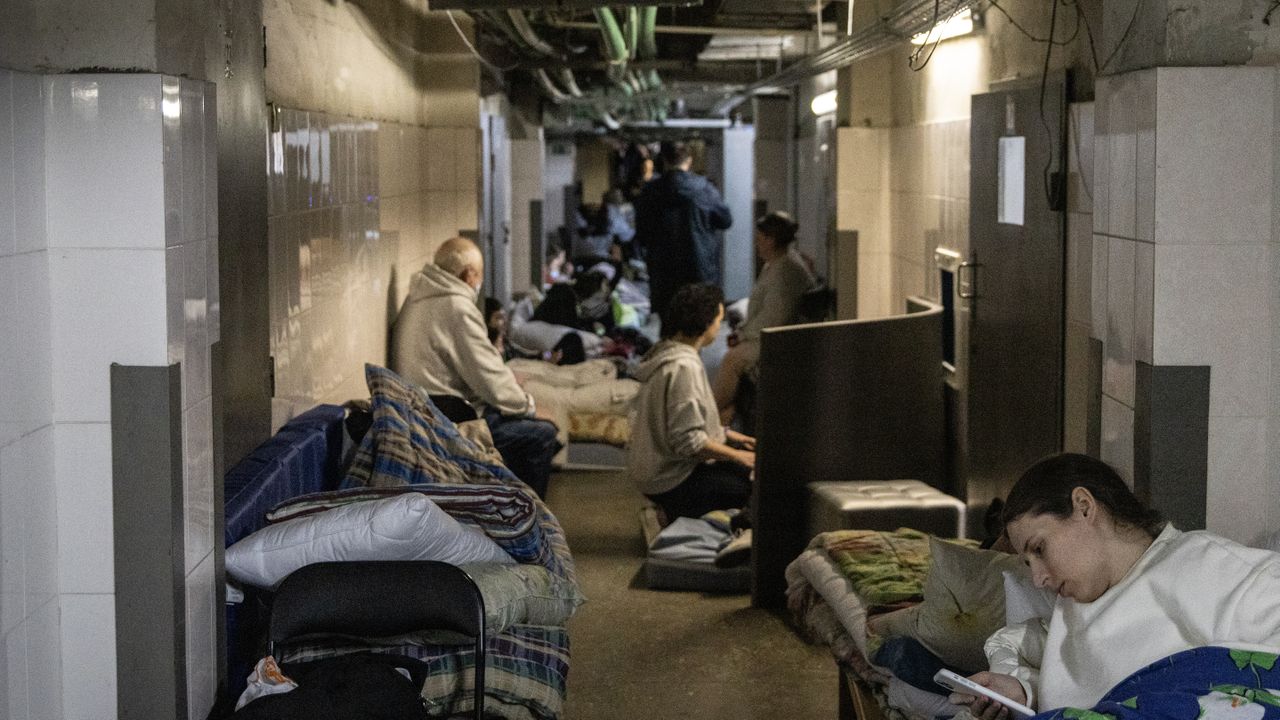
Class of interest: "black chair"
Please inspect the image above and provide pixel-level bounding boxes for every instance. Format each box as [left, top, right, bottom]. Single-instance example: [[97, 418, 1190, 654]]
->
[[269, 561, 488, 720], [428, 394, 480, 424]]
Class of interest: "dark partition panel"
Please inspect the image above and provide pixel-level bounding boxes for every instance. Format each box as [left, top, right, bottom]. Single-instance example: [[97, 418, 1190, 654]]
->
[[752, 305, 945, 607]]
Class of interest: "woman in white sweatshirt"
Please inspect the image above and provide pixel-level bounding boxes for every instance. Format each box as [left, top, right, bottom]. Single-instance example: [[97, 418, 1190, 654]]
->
[[953, 453, 1280, 720], [627, 283, 756, 521]]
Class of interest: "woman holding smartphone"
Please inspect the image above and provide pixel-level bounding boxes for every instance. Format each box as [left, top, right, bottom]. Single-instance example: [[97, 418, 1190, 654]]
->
[[952, 453, 1280, 720]]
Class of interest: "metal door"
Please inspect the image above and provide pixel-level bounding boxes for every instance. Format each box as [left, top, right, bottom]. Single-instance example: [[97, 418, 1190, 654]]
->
[[482, 111, 511, 303], [963, 78, 1067, 527]]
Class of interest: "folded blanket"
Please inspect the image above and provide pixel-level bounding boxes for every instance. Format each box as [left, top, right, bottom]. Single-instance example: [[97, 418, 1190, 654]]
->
[[817, 529, 934, 606]]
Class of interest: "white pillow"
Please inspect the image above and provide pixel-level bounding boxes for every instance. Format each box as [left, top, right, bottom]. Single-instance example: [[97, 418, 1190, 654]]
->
[[1002, 570, 1057, 625], [226, 494, 514, 589]]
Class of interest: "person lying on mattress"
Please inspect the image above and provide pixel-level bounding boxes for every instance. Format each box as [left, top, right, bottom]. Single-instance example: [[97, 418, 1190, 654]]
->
[[627, 282, 755, 534], [953, 453, 1280, 720]]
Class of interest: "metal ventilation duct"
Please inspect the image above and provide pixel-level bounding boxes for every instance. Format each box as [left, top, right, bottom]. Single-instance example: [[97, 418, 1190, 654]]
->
[[711, 0, 978, 115]]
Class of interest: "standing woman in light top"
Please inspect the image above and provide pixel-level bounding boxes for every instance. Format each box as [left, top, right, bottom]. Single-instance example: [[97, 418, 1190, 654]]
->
[[627, 283, 756, 522], [712, 211, 815, 425], [952, 453, 1280, 720]]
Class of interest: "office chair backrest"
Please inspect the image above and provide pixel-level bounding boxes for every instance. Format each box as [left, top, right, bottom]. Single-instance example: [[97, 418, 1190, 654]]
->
[[269, 561, 487, 720]]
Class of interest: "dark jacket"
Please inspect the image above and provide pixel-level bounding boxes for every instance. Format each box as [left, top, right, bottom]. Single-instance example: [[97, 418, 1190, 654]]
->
[[634, 169, 732, 316]]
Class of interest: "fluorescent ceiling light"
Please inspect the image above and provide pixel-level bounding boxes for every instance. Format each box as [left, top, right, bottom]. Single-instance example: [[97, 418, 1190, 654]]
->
[[810, 89, 837, 115], [911, 8, 973, 45]]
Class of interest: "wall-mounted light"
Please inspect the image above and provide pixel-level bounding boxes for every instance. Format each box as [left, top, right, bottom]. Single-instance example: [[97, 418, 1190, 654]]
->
[[810, 89, 837, 116], [911, 8, 974, 45]]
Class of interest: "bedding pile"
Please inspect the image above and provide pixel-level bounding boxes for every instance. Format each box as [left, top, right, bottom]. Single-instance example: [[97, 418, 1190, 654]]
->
[[785, 528, 1018, 720], [226, 364, 582, 720]]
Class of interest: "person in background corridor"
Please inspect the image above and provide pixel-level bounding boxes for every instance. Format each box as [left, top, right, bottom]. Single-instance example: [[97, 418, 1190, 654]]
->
[[391, 237, 561, 497], [634, 142, 732, 324]]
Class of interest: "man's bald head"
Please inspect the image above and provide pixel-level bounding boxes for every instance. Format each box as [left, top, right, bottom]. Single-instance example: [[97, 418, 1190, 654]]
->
[[434, 237, 484, 290]]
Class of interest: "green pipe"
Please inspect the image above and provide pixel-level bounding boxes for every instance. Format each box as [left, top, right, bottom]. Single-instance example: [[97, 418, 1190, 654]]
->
[[593, 8, 628, 65], [637, 7, 658, 60], [626, 7, 640, 61]]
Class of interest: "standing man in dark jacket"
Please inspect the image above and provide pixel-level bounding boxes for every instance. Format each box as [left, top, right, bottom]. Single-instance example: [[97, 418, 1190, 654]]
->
[[634, 142, 733, 323]]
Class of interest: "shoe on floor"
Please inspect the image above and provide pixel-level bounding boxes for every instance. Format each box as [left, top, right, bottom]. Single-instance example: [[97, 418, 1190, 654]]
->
[[715, 529, 752, 569]]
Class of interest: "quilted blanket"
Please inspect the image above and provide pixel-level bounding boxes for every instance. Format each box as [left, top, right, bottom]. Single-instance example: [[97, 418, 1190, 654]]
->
[[1031, 647, 1280, 720], [818, 528, 934, 606]]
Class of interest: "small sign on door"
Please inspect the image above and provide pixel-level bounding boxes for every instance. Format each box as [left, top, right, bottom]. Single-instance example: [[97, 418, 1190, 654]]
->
[[998, 136, 1025, 226]]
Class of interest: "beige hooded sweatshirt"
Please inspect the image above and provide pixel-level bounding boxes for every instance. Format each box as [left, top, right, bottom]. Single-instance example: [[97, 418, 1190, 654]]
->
[[390, 262, 534, 417], [626, 339, 725, 495]]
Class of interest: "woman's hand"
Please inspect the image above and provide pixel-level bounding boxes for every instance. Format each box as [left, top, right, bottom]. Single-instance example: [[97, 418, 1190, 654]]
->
[[947, 672, 1026, 720], [725, 428, 756, 451], [732, 448, 756, 470]]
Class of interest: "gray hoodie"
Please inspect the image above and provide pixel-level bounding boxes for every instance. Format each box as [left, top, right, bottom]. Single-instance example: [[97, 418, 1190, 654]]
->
[[390, 262, 533, 416], [626, 340, 725, 495]]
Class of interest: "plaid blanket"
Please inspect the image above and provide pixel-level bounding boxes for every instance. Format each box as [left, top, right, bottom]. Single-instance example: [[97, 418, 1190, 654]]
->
[[342, 364, 577, 588], [281, 623, 571, 720]]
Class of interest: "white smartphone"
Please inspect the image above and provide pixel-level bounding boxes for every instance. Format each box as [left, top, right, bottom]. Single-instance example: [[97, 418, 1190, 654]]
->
[[933, 669, 1037, 718]]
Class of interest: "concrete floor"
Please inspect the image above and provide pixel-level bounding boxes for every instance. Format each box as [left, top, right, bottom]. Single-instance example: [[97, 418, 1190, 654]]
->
[[544, 469, 838, 719]]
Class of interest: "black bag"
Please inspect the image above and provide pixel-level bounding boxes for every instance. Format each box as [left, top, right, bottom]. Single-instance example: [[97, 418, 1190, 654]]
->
[[231, 653, 429, 720]]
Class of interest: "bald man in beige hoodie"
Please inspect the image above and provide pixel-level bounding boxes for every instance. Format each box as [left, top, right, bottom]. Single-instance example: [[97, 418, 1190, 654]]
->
[[391, 237, 560, 497]]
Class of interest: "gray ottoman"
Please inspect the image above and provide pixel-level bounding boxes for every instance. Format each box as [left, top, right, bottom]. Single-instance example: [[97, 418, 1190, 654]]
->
[[807, 479, 966, 539]]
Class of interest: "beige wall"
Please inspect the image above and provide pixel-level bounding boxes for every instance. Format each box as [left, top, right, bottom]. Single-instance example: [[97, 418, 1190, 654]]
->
[[261, 0, 482, 425], [577, 137, 614, 209]]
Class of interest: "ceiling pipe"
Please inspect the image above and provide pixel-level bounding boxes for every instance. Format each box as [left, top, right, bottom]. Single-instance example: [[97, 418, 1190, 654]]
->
[[711, 0, 978, 115], [625, 7, 640, 61], [534, 68, 572, 102], [547, 18, 801, 37], [558, 68, 585, 97], [505, 9, 558, 57], [637, 7, 659, 59]]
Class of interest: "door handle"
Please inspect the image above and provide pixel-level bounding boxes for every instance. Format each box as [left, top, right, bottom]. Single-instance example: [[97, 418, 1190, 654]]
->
[[957, 261, 981, 299]]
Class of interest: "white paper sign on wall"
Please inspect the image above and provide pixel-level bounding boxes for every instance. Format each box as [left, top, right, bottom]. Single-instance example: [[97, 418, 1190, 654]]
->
[[998, 136, 1025, 226]]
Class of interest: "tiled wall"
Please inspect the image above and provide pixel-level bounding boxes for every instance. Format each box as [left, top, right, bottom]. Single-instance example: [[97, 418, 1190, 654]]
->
[[836, 119, 969, 318], [0, 67, 62, 720], [0, 70, 219, 720], [1063, 102, 1096, 455], [1095, 67, 1278, 545], [267, 107, 480, 427]]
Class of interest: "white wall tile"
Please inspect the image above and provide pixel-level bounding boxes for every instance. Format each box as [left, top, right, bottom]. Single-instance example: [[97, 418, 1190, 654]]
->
[[12, 72, 45, 256], [1206, 415, 1270, 545], [184, 398, 214, 574], [426, 127, 455, 191], [17, 428, 55, 607], [1154, 67, 1273, 247], [0, 70, 15, 259], [0, 251, 53, 447], [179, 79, 206, 248], [1153, 244, 1271, 417], [203, 83, 218, 243], [0, 438, 28, 636], [24, 596, 61, 720], [455, 127, 479, 195], [1101, 394, 1135, 487], [1134, 241, 1154, 365], [1066, 215, 1093, 326], [50, 248, 168, 423], [166, 244, 186, 368], [183, 236, 210, 408], [1089, 234, 1109, 340], [1133, 71, 1156, 243], [1066, 103, 1094, 215], [3, 621, 29, 720], [207, 232, 220, 346], [45, 74, 166, 250], [53, 423, 114, 595], [1092, 78, 1111, 236], [1103, 238, 1135, 407], [59, 593, 117, 720], [163, 76, 183, 250], [185, 553, 216, 720]]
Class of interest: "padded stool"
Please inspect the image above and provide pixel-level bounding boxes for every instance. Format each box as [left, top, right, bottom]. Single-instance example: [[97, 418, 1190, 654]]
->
[[807, 479, 966, 539]]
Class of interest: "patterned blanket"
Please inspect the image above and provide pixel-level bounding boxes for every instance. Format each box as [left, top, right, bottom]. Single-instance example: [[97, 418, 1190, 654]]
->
[[1032, 647, 1280, 720], [818, 528, 935, 606], [281, 624, 571, 720], [305, 365, 580, 719]]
